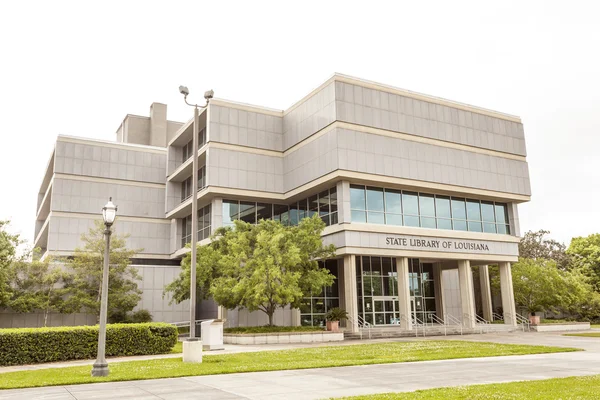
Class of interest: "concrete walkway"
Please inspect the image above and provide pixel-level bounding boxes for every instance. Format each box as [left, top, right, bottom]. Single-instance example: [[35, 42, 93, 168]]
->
[[1, 332, 600, 399]]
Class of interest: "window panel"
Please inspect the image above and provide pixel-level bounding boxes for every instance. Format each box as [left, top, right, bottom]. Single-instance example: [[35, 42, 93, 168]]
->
[[239, 201, 256, 224], [421, 217, 436, 229], [466, 200, 482, 221], [351, 210, 366, 223], [308, 194, 319, 217], [437, 218, 452, 230], [384, 189, 402, 214], [402, 192, 419, 215], [330, 187, 337, 214], [298, 199, 308, 221], [483, 222, 496, 233], [435, 196, 451, 218], [451, 199, 467, 219], [366, 187, 384, 212], [481, 202, 495, 222], [350, 185, 366, 210], [453, 220, 468, 231], [367, 211, 384, 224], [497, 224, 507, 234], [222, 200, 239, 226], [495, 204, 507, 224], [256, 203, 272, 221], [386, 214, 403, 226], [273, 204, 289, 225], [468, 221, 483, 232], [318, 190, 330, 217], [404, 215, 420, 227], [419, 194, 435, 217]]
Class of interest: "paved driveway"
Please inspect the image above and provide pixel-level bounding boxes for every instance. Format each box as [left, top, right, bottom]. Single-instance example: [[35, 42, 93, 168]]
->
[[1, 332, 599, 400]]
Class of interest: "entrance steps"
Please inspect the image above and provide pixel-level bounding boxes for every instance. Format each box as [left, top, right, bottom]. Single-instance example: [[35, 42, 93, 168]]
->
[[343, 323, 523, 340]]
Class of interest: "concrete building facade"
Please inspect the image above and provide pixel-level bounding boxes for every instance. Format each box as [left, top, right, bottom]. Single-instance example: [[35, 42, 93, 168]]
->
[[21, 74, 529, 331]]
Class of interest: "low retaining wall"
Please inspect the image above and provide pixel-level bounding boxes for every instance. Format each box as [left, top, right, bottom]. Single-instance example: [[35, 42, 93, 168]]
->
[[224, 331, 344, 345], [531, 322, 590, 332]]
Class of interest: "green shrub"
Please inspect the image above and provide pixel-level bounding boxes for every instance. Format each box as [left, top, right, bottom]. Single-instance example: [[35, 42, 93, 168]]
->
[[0, 323, 177, 366], [326, 307, 349, 321], [130, 309, 153, 323], [224, 325, 324, 334]]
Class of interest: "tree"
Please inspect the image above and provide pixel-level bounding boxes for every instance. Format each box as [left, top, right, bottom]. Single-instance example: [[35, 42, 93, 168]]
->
[[8, 251, 68, 326], [62, 220, 142, 323], [567, 234, 600, 292], [0, 220, 21, 308], [165, 215, 337, 326], [492, 257, 591, 316], [519, 230, 571, 270]]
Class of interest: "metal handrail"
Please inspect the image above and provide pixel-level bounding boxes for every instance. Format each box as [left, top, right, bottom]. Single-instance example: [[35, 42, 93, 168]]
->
[[357, 314, 372, 339], [475, 315, 490, 324], [445, 314, 463, 335], [492, 312, 504, 322], [463, 313, 484, 334], [505, 312, 531, 332], [429, 314, 447, 336]]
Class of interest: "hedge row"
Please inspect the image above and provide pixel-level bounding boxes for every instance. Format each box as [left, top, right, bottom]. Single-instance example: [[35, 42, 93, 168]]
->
[[0, 323, 177, 366]]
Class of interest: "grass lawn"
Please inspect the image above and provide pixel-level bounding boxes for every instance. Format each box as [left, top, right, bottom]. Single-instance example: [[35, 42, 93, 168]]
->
[[0, 341, 577, 390], [171, 341, 183, 353], [564, 332, 600, 338], [592, 324, 600, 329], [334, 374, 600, 399]]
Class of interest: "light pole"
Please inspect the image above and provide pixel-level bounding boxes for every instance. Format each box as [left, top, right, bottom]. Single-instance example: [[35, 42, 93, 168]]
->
[[91, 198, 117, 377], [179, 86, 213, 340]]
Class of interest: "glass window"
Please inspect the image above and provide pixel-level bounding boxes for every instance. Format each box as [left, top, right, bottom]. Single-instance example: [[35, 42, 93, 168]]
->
[[466, 200, 482, 221], [366, 187, 384, 212], [298, 199, 308, 221], [419, 194, 435, 217], [421, 217, 436, 229], [495, 204, 507, 224], [329, 187, 338, 225], [437, 218, 452, 230], [435, 196, 451, 218], [318, 190, 330, 216], [222, 200, 239, 227], [402, 192, 419, 215], [350, 185, 366, 210], [289, 202, 299, 225], [481, 202, 495, 222], [351, 210, 367, 223], [497, 224, 507, 234], [273, 204, 289, 225], [256, 203, 272, 221], [468, 221, 483, 232], [483, 222, 497, 233], [453, 220, 468, 231], [384, 189, 401, 214], [386, 214, 403, 226], [367, 211, 385, 224], [308, 195, 319, 218], [404, 215, 420, 227], [451, 199, 467, 219], [239, 201, 256, 224]]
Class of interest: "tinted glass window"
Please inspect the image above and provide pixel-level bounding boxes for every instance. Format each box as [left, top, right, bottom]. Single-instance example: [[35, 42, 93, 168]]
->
[[451, 199, 466, 219], [366, 187, 384, 212], [466, 200, 481, 221], [435, 196, 451, 218], [402, 192, 419, 215], [350, 186, 366, 210], [419, 194, 435, 217], [384, 189, 401, 214], [481, 202, 495, 222]]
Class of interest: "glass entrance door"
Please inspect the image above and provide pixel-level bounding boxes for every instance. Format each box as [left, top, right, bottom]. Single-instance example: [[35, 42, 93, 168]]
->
[[372, 297, 399, 325]]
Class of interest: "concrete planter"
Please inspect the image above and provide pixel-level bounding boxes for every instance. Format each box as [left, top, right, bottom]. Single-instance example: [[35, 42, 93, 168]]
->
[[224, 331, 344, 345], [529, 315, 540, 325], [531, 322, 591, 332]]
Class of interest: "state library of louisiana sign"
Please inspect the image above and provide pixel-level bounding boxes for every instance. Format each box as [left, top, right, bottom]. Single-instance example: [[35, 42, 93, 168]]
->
[[386, 237, 491, 252]]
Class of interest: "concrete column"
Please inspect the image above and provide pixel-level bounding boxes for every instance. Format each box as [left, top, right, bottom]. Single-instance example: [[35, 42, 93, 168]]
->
[[433, 263, 445, 321], [396, 257, 412, 330], [458, 260, 476, 328], [336, 181, 351, 224], [343, 254, 359, 333], [211, 198, 223, 234], [499, 262, 517, 326], [479, 265, 493, 322], [291, 308, 301, 327]]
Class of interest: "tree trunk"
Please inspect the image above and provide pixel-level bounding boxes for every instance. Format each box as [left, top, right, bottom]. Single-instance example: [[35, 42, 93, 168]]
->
[[268, 311, 274, 326]]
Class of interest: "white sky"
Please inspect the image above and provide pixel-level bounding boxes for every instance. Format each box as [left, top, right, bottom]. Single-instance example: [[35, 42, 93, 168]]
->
[[1, 0, 598, 247]]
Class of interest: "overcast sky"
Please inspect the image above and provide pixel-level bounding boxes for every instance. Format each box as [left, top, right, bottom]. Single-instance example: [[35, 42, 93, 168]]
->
[[1, 0, 598, 247]]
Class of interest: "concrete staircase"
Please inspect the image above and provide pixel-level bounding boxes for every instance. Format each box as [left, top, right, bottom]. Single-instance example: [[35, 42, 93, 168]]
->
[[343, 323, 524, 340]]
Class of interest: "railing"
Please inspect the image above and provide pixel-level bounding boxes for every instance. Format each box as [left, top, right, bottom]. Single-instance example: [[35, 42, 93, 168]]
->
[[357, 314, 372, 339], [505, 312, 531, 332], [492, 312, 504, 322], [413, 315, 426, 337], [475, 315, 490, 325], [429, 314, 447, 336], [463, 314, 484, 334], [445, 314, 463, 335], [171, 319, 206, 338]]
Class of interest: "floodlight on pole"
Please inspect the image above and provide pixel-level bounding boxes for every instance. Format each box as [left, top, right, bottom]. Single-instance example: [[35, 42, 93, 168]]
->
[[178, 85, 212, 344]]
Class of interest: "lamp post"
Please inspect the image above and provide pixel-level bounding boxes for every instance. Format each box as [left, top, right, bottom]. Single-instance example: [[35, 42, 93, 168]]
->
[[178, 86, 213, 340], [91, 198, 117, 377]]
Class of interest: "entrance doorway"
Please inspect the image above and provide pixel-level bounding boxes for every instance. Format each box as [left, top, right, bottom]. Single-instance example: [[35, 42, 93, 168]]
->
[[372, 297, 400, 325]]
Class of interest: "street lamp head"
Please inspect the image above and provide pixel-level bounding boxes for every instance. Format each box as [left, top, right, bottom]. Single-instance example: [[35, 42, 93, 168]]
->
[[179, 85, 190, 96], [102, 197, 117, 226], [204, 90, 214, 101]]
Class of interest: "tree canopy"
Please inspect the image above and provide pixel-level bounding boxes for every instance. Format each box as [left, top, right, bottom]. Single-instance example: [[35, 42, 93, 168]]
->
[[568, 234, 600, 292], [165, 215, 337, 325], [519, 230, 571, 269], [0, 220, 20, 308], [61, 220, 142, 323]]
